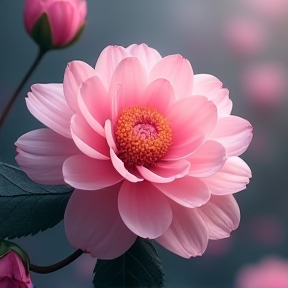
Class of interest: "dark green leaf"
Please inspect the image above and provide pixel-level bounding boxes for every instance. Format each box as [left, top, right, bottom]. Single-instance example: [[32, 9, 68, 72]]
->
[[93, 237, 164, 288], [0, 162, 74, 239]]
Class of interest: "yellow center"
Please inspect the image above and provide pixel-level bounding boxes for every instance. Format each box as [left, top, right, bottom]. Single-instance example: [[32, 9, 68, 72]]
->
[[115, 106, 172, 168]]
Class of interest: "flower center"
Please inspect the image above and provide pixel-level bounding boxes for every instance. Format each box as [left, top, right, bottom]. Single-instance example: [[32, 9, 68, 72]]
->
[[115, 106, 172, 168]]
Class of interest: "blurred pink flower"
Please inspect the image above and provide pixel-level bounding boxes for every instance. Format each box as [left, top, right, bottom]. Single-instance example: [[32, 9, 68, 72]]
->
[[206, 237, 234, 257], [223, 17, 267, 56], [241, 62, 288, 107], [243, 0, 288, 22], [236, 257, 288, 288], [74, 254, 95, 278], [24, 0, 87, 49], [15, 44, 253, 259], [0, 251, 33, 288]]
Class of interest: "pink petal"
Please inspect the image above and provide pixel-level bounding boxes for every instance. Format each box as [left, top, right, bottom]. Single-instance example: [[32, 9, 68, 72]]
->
[[104, 119, 118, 153], [188, 140, 227, 177], [211, 88, 233, 116], [153, 176, 210, 208], [197, 195, 240, 239], [64, 184, 137, 259], [26, 83, 73, 138], [192, 74, 223, 96], [150, 54, 193, 99], [210, 115, 253, 156], [15, 128, 79, 185], [141, 78, 176, 114], [126, 44, 162, 73], [109, 148, 144, 183], [118, 181, 172, 238], [136, 160, 190, 183], [63, 155, 123, 190], [108, 57, 148, 118], [63, 60, 96, 113], [156, 199, 209, 258], [78, 75, 110, 137], [95, 45, 128, 89], [164, 96, 217, 160], [70, 114, 109, 159], [24, 0, 43, 32], [202, 156, 252, 195], [47, 1, 78, 46]]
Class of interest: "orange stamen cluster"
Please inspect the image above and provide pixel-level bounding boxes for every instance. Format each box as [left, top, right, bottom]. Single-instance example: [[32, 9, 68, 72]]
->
[[115, 106, 172, 168]]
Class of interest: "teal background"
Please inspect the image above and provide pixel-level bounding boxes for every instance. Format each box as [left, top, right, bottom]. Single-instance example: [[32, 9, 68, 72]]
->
[[1, 1, 288, 287]]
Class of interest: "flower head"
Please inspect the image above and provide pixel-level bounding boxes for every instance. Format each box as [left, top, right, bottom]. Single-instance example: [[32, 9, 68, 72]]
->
[[16, 44, 253, 259], [24, 0, 87, 50]]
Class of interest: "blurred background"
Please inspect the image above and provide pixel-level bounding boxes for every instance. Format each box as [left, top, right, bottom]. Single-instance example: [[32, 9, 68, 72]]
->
[[1, 0, 288, 287]]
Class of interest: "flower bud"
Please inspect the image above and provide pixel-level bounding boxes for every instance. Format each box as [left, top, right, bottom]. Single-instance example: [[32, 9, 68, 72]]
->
[[24, 0, 87, 51], [0, 240, 33, 288]]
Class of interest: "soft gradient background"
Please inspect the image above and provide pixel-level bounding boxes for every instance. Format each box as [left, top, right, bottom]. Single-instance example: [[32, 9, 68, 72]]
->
[[1, 1, 288, 287]]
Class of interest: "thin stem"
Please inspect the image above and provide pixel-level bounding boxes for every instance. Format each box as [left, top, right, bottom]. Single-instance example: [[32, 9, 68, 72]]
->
[[0, 49, 46, 130], [29, 249, 84, 274]]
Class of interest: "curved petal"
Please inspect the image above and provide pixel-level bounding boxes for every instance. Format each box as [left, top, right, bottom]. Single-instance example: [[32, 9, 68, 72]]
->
[[108, 57, 148, 118], [64, 184, 137, 259], [164, 96, 217, 160], [126, 44, 162, 74], [149, 54, 193, 99], [192, 74, 223, 96], [15, 128, 79, 185], [26, 83, 73, 138], [78, 75, 110, 137], [63, 60, 96, 113], [197, 195, 240, 239], [141, 78, 176, 114], [109, 148, 144, 183], [70, 114, 109, 159], [187, 140, 227, 177], [118, 181, 172, 238], [104, 119, 118, 152], [24, 0, 43, 32], [211, 88, 233, 116], [153, 176, 210, 208], [210, 116, 253, 156], [136, 160, 190, 183], [202, 156, 252, 195], [95, 45, 128, 89], [63, 155, 123, 190], [156, 199, 209, 258]]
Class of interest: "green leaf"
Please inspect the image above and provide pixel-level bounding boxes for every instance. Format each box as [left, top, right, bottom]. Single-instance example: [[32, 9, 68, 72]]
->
[[0, 162, 74, 239], [93, 238, 164, 288]]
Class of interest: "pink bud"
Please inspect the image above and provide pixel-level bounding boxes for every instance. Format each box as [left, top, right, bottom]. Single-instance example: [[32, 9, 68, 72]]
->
[[0, 251, 33, 288], [24, 0, 87, 50]]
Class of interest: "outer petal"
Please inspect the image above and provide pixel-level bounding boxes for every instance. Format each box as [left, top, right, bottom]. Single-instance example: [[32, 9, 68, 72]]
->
[[108, 57, 148, 118], [136, 160, 190, 183], [126, 44, 162, 74], [15, 128, 79, 185], [118, 181, 172, 238], [197, 195, 240, 239], [26, 83, 73, 138], [187, 140, 227, 177], [153, 176, 210, 208], [150, 54, 193, 99], [24, 0, 43, 32], [95, 45, 128, 89], [210, 115, 253, 156], [164, 96, 217, 160], [156, 199, 209, 258], [63, 60, 96, 113], [201, 156, 252, 195], [64, 184, 137, 259], [141, 78, 176, 114], [78, 75, 110, 137], [63, 155, 123, 190], [193, 74, 232, 116]]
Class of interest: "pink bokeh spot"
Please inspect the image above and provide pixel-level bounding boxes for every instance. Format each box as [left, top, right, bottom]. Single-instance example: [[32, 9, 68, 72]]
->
[[241, 62, 288, 107], [235, 257, 288, 288], [15, 44, 253, 259]]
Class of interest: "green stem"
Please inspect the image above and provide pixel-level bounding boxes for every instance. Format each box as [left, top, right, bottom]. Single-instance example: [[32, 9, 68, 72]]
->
[[29, 249, 84, 274], [0, 49, 46, 130]]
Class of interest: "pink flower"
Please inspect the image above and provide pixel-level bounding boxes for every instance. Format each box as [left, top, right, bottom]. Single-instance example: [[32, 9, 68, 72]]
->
[[24, 0, 87, 49], [235, 257, 288, 288], [0, 251, 33, 288], [15, 44, 253, 259]]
